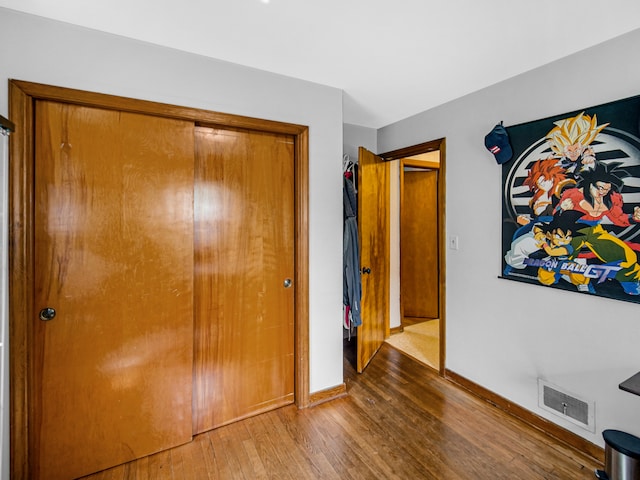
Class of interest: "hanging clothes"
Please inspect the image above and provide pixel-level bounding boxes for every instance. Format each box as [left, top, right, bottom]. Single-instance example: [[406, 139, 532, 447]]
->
[[343, 161, 362, 328]]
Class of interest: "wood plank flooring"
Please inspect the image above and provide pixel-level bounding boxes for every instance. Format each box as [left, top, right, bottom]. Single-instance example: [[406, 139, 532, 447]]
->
[[80, 342, 602, 479]]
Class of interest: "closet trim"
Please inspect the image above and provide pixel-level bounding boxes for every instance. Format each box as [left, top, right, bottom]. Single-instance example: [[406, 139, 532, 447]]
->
[[8, 79, 310, 480]]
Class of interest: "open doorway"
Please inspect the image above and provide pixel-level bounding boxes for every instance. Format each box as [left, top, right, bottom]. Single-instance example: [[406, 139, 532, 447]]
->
[[342, 139, 445, 375], [382, 140, 446, 374]]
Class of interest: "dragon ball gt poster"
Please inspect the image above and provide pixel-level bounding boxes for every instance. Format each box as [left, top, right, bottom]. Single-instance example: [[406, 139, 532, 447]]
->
[[502, 95, 640, 304]]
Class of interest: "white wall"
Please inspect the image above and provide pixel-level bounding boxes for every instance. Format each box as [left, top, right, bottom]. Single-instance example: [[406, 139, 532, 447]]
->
[[378, 27, 640, 447], [389, 161, 401, 330], [343, 123, 377, 161], [0, 9, 345, 477]]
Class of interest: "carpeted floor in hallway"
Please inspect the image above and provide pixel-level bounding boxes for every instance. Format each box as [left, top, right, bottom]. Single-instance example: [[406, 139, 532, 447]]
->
[[385, 319, 439, 370]]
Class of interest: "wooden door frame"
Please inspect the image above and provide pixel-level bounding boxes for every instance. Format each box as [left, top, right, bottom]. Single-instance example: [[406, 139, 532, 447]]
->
[[380, 138, 446, 375], [8, 79, 310, 479]]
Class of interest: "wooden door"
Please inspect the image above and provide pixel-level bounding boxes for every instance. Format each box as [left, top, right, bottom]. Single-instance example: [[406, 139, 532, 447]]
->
[[193, 127, 295, 432], [401, 170, 439, 319], [357, 147, 390, 373], [33, 101, 195, 479]]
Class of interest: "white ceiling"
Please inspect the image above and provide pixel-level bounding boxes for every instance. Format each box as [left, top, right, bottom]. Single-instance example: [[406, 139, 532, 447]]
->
[[2, 0, 640, 128]]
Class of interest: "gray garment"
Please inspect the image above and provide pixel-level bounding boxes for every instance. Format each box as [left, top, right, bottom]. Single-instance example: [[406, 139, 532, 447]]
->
[[343, 176, 362, 327]]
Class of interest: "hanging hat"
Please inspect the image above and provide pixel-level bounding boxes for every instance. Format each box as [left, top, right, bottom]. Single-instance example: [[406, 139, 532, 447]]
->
[[485, 122, 513, 164]]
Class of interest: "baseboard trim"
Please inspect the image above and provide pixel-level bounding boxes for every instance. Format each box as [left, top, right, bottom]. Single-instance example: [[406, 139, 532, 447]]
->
[[444, 369, 604, 464], [308, 383, 347, 407], [390, 325, 404, 335]]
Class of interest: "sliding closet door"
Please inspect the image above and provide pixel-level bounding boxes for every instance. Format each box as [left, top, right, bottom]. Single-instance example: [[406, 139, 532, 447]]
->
[[32, 101, 194, 479], [193, 127, 295, 433]]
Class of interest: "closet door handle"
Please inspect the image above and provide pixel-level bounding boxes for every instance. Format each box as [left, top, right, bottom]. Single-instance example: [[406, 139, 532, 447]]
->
[[39, 307, 57, 321], [362, 267, 371, 274], [283, 278, 292, 288]]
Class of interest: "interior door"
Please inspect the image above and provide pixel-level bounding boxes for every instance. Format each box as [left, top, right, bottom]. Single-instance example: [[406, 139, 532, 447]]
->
[[33, 101, 195, 479], [357, 147, 390, 373], [193, 127, 295, 432], [401, 170, 439, 319]]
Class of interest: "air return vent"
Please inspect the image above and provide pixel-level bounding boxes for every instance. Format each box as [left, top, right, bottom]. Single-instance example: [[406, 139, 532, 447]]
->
[[538, 379, 595, 432]]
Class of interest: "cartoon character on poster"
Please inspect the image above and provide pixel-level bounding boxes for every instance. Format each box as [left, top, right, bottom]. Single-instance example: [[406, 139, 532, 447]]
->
[[501, 96, 640, 303]]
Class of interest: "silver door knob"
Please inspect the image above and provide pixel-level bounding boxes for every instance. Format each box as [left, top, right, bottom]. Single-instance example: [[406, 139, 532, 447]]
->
[[283, 278, 292, 288]]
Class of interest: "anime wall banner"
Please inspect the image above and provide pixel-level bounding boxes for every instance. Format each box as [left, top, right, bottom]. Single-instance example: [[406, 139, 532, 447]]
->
[[502, 94, 640, 304]]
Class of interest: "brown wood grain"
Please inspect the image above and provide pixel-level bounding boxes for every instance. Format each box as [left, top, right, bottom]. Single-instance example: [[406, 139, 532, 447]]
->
[[8, 80, 33, 480], [308, 383, 347, 407], [193, 127, 295, 433], [10, 80, 307, 136], [9, 80, 310, 479], [80, 343, 603, 479], [356, 147, 390, 373], [445, 369, 605, 463], [401, 169, 439, 319], [33, 101, 195, 479]]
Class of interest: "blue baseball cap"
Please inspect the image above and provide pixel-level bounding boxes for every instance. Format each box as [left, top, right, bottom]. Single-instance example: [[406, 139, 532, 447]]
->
[[485, 122, 513, 164]]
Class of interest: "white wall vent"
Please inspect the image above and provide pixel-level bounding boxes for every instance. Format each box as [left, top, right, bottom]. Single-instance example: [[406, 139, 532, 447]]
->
[[537, 378, 595, 432]]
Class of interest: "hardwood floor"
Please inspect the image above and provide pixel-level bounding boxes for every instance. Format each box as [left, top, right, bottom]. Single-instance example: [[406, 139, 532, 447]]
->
[[80, 342, 602, 479]]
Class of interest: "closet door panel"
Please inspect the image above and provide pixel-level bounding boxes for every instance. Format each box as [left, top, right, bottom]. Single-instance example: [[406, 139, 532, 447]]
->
[[193, 127, 295, 433], [401, 170, 439, 319], [33, 101, 194, 479]]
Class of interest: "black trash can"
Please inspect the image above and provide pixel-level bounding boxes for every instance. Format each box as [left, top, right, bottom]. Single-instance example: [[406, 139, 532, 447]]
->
[[595, 429, 640, 480]]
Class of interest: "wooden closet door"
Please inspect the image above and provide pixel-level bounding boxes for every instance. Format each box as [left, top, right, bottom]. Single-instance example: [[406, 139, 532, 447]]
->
[[193, 127, 295, 433], [357, 147, 390, 373], [33, 101, 195, 479], [401, 170, 439, 319]]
